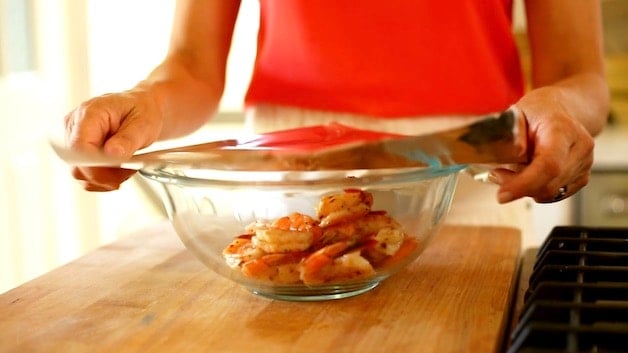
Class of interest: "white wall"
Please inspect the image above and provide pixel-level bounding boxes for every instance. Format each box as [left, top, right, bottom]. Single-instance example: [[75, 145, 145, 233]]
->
[[1, 0, 97, 293], [87, 0, 258, 111]]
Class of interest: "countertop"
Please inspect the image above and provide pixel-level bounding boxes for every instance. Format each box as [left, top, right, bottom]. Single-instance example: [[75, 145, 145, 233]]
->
[[0, 222, 521, 353]]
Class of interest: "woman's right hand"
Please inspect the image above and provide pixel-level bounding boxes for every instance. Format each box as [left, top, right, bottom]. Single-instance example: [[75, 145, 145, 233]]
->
[[64, 87, 164, 191], [63, 1, 243, 191]]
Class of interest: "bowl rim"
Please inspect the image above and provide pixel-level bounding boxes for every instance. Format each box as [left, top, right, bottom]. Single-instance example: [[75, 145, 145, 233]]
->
[[138, 164, 466, 188]]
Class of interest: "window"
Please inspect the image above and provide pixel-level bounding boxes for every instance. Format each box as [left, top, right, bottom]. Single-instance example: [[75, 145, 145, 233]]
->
[[0, 0, 36, 75]]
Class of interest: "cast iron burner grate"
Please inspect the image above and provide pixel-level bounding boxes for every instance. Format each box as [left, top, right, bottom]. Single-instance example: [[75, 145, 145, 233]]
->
[[508, 226, 628, 353]]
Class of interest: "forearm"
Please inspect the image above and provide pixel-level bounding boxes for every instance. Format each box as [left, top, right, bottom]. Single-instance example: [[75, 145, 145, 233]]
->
[[523, 0, 610, 137], [135, 56, 225, 141], [136, 0, 241, 141]]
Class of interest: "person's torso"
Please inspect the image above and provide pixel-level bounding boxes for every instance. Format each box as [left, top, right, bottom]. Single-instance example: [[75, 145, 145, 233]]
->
[[245, 1, 524, 118]]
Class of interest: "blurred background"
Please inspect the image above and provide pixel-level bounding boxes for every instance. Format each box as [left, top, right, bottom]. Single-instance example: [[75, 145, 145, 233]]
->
[[0, 0, 258, 293], [1, 0, 627, 293]]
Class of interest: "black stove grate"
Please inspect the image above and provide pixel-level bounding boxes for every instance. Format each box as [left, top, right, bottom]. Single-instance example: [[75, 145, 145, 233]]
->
[[508, 226, 628, 353]]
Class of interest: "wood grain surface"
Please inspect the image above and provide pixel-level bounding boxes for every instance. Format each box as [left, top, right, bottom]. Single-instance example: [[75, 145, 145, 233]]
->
[[0, 222, 521, 353]]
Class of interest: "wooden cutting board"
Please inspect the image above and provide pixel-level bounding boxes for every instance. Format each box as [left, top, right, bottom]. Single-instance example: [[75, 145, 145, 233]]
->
[[0, 223, 520, 353]]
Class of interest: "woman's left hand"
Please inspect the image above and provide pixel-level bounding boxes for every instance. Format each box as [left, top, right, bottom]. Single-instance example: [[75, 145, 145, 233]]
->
[[499, 0, 611, 204], [490, 87, 596, 203]]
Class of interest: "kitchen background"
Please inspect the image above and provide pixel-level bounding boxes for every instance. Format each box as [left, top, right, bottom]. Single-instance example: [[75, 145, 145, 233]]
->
[[1, 0, 626, 293]]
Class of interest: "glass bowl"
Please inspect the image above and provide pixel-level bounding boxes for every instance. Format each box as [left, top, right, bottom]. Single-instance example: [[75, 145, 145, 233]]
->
[[139, 165, 462, 301]]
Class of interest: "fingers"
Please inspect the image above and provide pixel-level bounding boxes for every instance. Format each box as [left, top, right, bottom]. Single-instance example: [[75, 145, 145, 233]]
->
[[64, 90, 163, 191], [65, 92, 161, 155], [493, 164, 590, 204], [72, 166, 137, 191], [102, 109, 159, 158], [491, 117, 594, 204]]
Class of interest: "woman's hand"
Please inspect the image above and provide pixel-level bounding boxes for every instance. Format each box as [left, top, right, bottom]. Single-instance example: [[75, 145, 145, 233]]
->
[[492, 0, 610, 203], [64, 88, 164, 191], [491, 86, 597, 203], [63, 0, 241, 191]]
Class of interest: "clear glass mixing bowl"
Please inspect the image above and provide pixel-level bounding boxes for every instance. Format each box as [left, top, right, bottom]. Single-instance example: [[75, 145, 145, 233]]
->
[[139, 165, 462, 301]]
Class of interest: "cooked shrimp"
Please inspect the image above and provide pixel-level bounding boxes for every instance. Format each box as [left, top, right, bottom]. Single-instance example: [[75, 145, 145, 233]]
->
[[301, 241, 350, 276], [300, 243, 375, 285], [318, 222, 360, 246], [222, 236, 265, 268], [318, 211, 402, 246], [376, 237, 419, 269], [328, 250, 376, 282], [355, 211, 403, 236], [250, 212, 321, 253], [241, 252, 305, 284], [351, 212, 408, 264], [316, 189, 373, 227], [223, 189, 418, 286], [371, 228, 406, 256], [362, 228, 406, 265]]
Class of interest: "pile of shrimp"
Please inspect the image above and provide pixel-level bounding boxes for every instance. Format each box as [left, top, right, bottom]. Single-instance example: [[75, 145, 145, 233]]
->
[[222, 189, 418, 286]]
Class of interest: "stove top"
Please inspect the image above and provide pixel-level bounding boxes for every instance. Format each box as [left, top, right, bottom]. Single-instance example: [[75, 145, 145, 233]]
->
[[507, 226, 628, 353]]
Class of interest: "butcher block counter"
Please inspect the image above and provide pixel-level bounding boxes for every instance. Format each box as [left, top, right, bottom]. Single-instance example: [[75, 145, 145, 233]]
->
[[0, 223, 521, 353]]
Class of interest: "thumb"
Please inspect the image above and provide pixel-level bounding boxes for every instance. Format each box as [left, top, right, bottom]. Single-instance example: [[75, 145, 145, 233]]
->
[[103, 119, 159, 158], [103, 138, 131, 158]]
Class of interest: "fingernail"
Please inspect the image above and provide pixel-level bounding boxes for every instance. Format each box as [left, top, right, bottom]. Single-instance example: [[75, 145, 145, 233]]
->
[[105, 143, 126, 157], [498, 191, 514, 204], [488, 171, 502, 185], [84, 183, 118, 192]]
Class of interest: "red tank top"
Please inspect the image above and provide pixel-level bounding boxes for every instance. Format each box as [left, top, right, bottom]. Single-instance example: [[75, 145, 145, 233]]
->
[[244, 1, 524, 117]]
